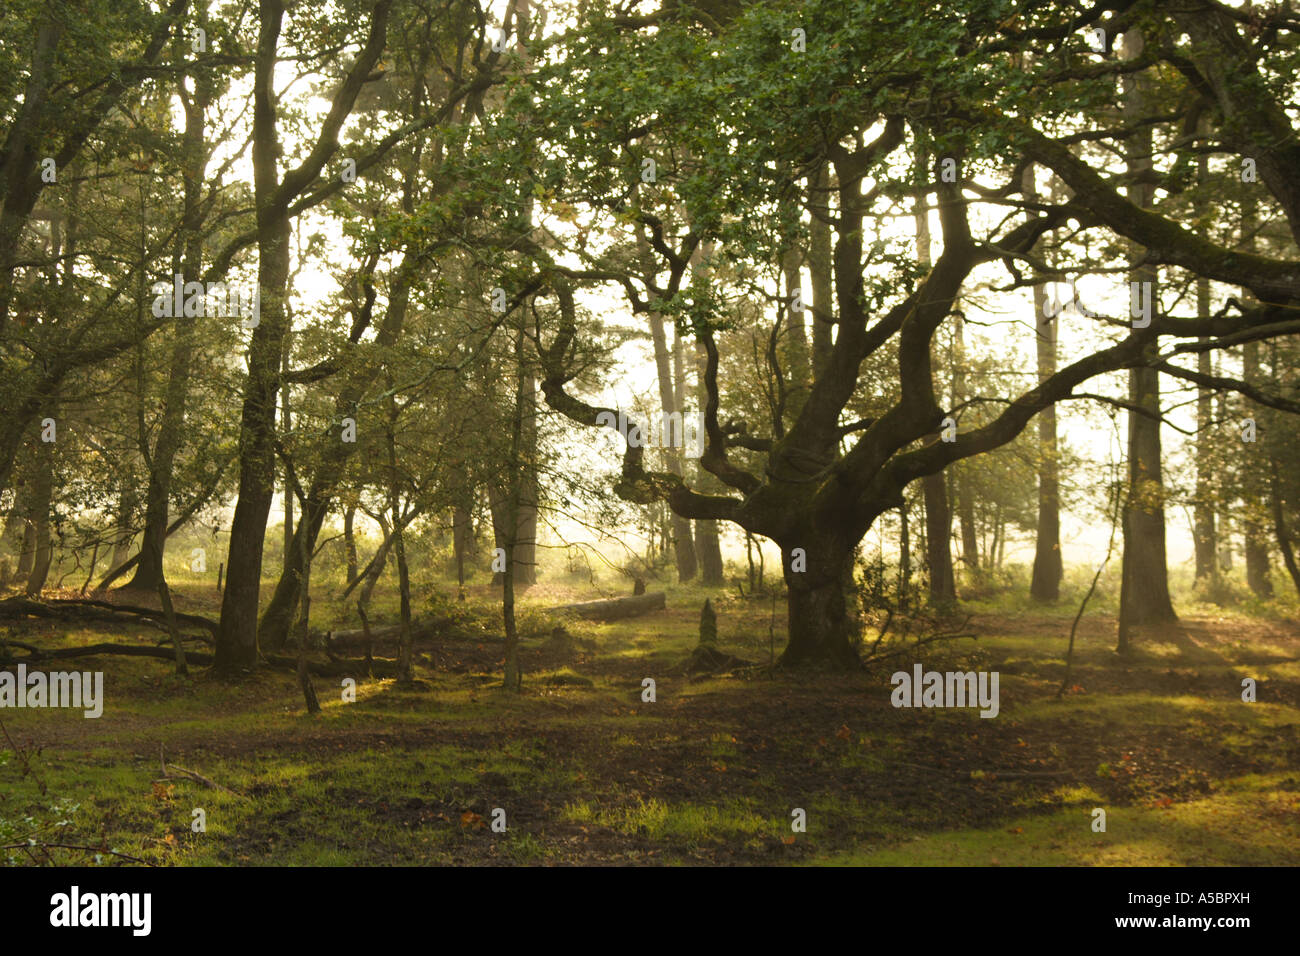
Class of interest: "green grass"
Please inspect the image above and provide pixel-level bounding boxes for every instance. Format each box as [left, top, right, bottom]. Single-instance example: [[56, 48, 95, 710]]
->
[[3, 562, 1299, 865]]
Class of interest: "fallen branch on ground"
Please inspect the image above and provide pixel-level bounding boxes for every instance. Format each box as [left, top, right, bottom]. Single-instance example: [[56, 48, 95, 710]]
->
[[157, 745, 245, 797], [0, 596, 218, 638], [0, 842, 155, 866], [0, 642, 404, 678], [551, 592, 666, 620]]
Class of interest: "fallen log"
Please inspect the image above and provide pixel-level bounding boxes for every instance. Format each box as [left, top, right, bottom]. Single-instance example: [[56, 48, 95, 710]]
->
[[0, 597, 217, 639], [0, 643, 215, 667], [262, 654, 405, 678], [0, 642, 402, 678], [551, 592, 666, 621], [323, 619, 445, 645]]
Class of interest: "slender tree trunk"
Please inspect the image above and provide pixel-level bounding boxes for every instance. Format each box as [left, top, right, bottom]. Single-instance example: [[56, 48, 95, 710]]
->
[[126, 75, 207, 592], [809, 162, 834, 382], [216, 3, 298, 673], [648, 307, 696, 582], [1028, 298, 1062, 601], [1238, 181, 1272, 597], [501, 326, 528, 692], [1242, 340, 1273, 597], [913, 144, 955, 605], [1023, 166, 1062, 600], [507, 0, 539, 591], [344, 505, 358, 582], [898, 497, 911, 611], [24, 423, 55, 595], [1192, 143, 1219, 586], [17, 519, 36, 579], [216, 0, 389, 673], [781, 195, 809, 415], [452, 497, 474, 597], [687, 251, 724, 585], [282, 377, 293, 566], [952, 315, 979, 578], [1117, 28, 1176, 650], [385, 410, 413, 683], [356, 516, 391, 675], [110, 480, 137, 575], [1193, 322, 1218, 582], [1268, 458, 1300, 600], [923, 475, 956, 604]]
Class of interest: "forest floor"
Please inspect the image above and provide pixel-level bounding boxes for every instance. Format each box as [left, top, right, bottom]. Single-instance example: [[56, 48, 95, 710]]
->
[[2, 580, 1299, 866]]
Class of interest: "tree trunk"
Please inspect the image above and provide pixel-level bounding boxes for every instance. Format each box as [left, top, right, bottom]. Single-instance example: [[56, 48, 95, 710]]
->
[[914, 142, 955, 606], [694, 520, 724, 585], [452, 497, 474, 596], [344, 505, 358, 582], [781, 200, 808, 415], [1118, 27, 1176, 643], [1024, 167, 1062, 600], [554, 592, 666, 619], [779, 543, 858, 669], [953, 315, 979, 579], [387, 419, 413, 684], [646, 305, 696, 582], [24, 427, 54, 595], [501, 321, 529, 692], [686, 270, 725, 586], [1268, 458, 1300, 601], [16, 517, 36, 579], [1121, 371, 1177, 628], [1028, 314, 1062, 599], [282, 392, 293, 564], [215, 6, 297, 671], [1192, 141, 1218, 586], [1242, 340, 1273, 597], [898, 496, 911, 611], [512, 373, 540, 589], [1238, 173, 1272, 598], [109, 481, 136, 576], [215, 0, 389, 673], [126, 74, 206, 593], [924, 473, 956, 605], [809, 162, 834, 382], [1193, 327, 1218, 582]]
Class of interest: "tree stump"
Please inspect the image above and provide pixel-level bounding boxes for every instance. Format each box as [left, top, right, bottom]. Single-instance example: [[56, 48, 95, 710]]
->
[[699, 598, 717, 647]]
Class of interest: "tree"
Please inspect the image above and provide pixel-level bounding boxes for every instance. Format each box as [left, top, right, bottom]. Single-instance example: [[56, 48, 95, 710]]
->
[[460, 0, 1300, 668], [216, 0, 396, 673]]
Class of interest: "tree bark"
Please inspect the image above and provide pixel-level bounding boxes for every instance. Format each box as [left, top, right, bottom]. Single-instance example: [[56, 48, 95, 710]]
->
[[1118, 28, 1176, 646], [125, 73, 207, 592], [913, 147, 956, 606], [1268, 458, 1300, 601], [779, 542, 859, 669], [344, 505, 358, 582], [1242, 339, 1273, 597], [952, 314, 979, 579], [1192, 142, 1218, 586], [554, 592, 665, 619], [687, 251, 725, 585], [809, 162, 834, 382], [217, 0, 391, 673], [1024, 165, 1062, 600], [24, 421, 55, 595], [648, 306, 696, 581], [385, 409, 413, 684]]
